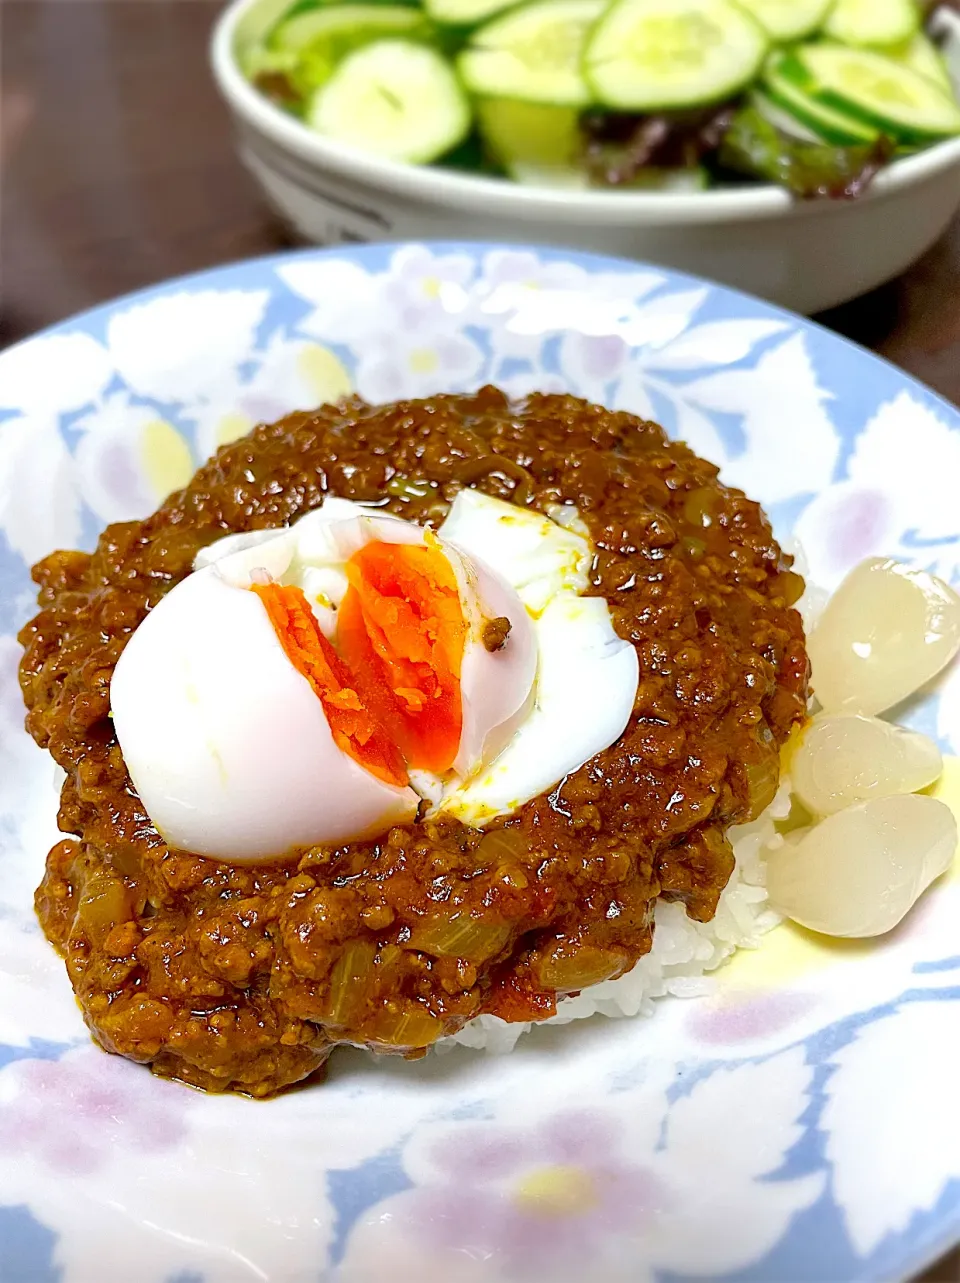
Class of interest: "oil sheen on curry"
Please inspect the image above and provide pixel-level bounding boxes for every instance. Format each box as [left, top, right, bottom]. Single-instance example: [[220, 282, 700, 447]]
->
[[19, 390, 809, 1096]]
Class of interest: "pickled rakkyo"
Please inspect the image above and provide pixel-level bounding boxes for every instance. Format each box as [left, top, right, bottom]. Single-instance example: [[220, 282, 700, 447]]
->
[[792, 713, 942, 817], [807, 558, 960, 716], [765, 794, 957, 937]]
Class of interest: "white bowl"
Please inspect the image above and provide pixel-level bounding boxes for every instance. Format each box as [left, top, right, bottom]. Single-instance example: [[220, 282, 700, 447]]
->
[[211, 1, 960, 314]]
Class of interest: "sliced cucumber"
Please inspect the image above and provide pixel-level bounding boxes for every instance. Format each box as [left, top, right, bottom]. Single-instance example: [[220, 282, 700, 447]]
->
[[786, 43, 960, 142], [476, 97, 582, 166], [751, 88, 824, 141], [279, 0, 420, 19], [736, 0, 834, 43], [892, 32, 953, 94], [240, 41, 299, 81], [476, 99, 585, 184], [823, 0, 919, 48], [763, 52, 879, 143], [269, 4, 425, 54], [306, 39, 471, 161], [424, 0, 518, 28], [459, 0, 605, 106], [267, 4, 431, 95], [584, 0, 769, 113], [275, 0, 327, 23]]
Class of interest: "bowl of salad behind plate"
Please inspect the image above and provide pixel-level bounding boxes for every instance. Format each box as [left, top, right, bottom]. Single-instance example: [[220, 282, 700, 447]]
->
[[211, 0, 960, 313]]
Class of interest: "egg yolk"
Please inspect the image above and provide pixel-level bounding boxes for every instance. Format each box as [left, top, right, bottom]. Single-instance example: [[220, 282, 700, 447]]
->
[[254, 540, 467, 785], [253, 582, 408, 788], [338, 541, 465, 775]]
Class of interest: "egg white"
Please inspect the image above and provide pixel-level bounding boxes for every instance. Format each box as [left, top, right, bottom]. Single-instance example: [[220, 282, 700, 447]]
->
[[438, 487, 593, 614], [110, 568, 419, 860], [202, 500, 541, 787], [113, 497, 536, 859], [434, 492, 639, 825], [437, 595, 638, 825], [112, 490, 640, 860]]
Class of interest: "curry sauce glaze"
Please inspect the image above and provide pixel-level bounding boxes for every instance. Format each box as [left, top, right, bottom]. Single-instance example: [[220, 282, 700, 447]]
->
[[19, 389, 808, 1095]]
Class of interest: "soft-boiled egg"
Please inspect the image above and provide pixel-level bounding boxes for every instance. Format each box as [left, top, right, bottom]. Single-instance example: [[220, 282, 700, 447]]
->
[[111, 492, 639, 862]]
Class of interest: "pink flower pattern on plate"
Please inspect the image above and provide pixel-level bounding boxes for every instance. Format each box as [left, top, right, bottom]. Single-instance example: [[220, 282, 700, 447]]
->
[[0, 1049, 188, 1176], [400, 1110, 670, 1274], [688, 990, 817, 1045]]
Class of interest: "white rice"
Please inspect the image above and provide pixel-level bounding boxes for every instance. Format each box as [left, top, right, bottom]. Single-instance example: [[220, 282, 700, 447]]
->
[[439, 782, 792, 1054]]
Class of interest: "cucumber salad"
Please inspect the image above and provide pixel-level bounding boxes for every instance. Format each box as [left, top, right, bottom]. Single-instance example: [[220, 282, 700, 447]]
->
[[240, 0, 960, 198]]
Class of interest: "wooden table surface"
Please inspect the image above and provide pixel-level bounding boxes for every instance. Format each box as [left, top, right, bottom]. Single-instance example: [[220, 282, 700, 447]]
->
[[1, 4, 960, 1280]]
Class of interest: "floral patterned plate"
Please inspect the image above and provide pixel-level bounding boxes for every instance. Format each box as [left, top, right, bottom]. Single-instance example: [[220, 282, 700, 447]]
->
[[2, 242, 960, 1283]]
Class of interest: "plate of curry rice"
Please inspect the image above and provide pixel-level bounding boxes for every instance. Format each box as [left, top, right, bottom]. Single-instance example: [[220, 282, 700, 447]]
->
[[2, 242, 960, 1283]]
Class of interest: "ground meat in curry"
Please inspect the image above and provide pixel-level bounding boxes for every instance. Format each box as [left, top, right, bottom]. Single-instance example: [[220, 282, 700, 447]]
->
[[19, 389, 809, 1096]]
